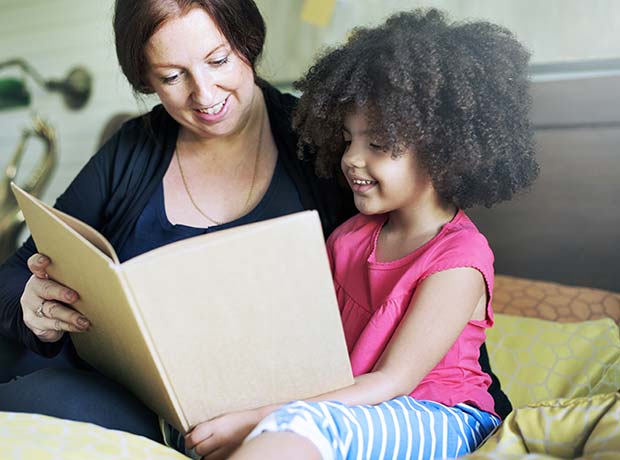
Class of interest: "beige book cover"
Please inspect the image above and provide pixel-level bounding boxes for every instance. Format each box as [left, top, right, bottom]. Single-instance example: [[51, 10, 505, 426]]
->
[[11, 183, 353, 433]]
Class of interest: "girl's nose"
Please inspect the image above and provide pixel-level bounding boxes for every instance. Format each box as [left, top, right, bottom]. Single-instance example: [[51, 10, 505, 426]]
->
[[342, 145, 365, 169]]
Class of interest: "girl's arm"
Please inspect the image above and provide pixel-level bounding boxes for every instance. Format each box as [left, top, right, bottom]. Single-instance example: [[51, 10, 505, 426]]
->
[[187, 266, 486, 458]]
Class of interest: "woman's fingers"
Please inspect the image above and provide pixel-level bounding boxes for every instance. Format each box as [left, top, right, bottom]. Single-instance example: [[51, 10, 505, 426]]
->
[[29, 313, 86, 342], [40, 300, 90, 331], [21, 275, 88, 342], [27, 253, 51, 279], [26, 254, 78, 304], [24, 299, 89, 341], [26, 300, 90, 342], [29, 275, 79, 306]]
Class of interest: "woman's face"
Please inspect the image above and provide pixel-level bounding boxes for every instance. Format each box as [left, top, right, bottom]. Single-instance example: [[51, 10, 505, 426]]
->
[[145, 7, 257, 141]]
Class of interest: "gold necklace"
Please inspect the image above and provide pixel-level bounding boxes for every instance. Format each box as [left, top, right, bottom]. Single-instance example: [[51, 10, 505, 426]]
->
[[175, 109, 264, 226]]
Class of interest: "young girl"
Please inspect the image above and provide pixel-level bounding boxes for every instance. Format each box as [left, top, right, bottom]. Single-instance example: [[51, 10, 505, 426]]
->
[[185, 8, 538, 460]]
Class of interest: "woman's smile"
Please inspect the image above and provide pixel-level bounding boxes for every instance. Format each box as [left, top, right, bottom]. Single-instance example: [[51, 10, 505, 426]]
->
[[193, 95, 230, 122]]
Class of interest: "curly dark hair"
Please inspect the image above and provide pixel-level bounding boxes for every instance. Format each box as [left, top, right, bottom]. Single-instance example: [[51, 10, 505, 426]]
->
[[293, 8, 539, 208]]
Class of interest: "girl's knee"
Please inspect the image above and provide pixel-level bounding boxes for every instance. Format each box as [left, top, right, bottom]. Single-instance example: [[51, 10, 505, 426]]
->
[[247, 401, 339, 456]]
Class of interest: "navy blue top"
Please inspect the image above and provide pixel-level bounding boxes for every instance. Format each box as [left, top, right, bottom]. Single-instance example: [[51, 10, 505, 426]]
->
[[117, 156, 303, 262]]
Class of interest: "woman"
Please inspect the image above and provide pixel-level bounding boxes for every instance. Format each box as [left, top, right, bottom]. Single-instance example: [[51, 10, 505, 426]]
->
[[0, 0, 353, 442]]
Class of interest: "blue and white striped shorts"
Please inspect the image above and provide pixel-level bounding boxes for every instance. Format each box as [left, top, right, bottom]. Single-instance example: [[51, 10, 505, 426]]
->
[[245, 396, 500, 460]]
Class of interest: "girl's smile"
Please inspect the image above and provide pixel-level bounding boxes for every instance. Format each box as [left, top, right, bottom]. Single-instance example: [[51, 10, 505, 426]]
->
[[349, 175, 378, 193]]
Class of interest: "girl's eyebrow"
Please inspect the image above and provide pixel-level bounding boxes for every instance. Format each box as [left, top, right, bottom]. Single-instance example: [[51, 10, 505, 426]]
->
[[342, 127, 369, 136], [150, 43, 227, 69]]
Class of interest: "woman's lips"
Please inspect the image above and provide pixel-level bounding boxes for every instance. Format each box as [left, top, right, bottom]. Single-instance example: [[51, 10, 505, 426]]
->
[[193, 95, 230, 122]]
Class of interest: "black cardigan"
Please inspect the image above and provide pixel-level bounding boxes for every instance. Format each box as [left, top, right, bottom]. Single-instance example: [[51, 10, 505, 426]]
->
[[0, 83, 354, 356]]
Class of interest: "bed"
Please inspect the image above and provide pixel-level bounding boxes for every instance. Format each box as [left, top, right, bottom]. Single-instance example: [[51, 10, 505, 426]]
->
[[1, 274, 619, 459]]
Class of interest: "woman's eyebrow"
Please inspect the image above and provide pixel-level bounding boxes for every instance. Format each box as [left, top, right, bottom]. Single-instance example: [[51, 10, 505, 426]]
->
[[150, 43, 228, 69]]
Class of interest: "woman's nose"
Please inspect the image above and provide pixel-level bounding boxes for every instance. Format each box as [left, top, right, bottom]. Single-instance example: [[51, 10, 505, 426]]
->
[[191, 70, 215, 103]]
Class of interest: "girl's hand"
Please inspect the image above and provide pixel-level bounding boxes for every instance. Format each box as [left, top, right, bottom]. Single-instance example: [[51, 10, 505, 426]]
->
[[20, 253, 89, 342], [185, 409, 261, 460]]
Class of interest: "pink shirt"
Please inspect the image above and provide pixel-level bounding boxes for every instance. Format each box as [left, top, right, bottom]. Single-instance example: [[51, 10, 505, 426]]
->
[[327, 210, 497, 417]]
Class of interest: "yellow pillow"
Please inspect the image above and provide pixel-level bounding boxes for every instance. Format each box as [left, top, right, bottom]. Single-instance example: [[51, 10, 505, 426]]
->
[[463, 392, 620, 459], [486, 314, 620, 409], [0, 412, 189, 460]]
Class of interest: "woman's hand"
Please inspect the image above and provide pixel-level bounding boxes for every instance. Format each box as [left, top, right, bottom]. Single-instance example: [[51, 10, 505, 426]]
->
[[20, 253, 90, 342], [185, 408, 263, 460]]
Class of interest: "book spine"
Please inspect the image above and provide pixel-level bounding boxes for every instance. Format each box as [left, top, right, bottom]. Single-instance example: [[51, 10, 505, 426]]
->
[[114, 265, 190, 433]]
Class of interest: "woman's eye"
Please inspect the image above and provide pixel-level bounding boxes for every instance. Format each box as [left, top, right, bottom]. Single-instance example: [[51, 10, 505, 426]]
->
[[211, 55, 229, 66], [161, 73, 180, 85]]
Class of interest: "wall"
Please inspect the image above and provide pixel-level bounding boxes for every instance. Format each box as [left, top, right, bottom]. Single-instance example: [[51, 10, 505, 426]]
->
[[256, 0, 620, 85], [0, 0, 153, 206]]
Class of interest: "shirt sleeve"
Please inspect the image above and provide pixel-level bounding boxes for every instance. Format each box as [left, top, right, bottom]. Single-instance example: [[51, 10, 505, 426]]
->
[[419, 228, 495, 324], [0, 132, 120, 356]]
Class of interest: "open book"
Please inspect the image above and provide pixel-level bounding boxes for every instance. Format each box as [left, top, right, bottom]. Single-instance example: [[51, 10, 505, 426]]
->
[[12, 183, 353, 433]]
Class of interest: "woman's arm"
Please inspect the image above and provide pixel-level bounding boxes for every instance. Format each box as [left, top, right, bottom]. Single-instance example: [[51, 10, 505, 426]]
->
[[0, 238, 43, 349], [0, 234, 87, 357], [0, 135, 116, 355], [187, 266, 486, 458]]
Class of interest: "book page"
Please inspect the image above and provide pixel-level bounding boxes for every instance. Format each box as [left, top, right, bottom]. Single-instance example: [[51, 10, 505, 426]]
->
[[11, 182, 118, 264], [49, 207, 119, 264]]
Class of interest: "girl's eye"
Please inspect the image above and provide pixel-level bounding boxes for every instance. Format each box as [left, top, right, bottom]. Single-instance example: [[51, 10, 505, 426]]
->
[[369, 143, 385, 151]]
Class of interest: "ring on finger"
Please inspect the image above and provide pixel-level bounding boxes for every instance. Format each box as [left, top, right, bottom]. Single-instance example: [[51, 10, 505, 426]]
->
[[35, 301, 45, 318], [54, 318, 61, 332]]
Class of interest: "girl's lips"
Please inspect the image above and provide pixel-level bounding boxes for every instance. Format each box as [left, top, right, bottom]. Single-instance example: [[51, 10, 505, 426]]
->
[[193, 95, 230, 123], [349, 176, 377, 193]]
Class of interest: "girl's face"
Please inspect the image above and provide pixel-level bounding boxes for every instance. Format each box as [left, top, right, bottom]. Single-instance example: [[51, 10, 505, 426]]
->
[[341, 111, 434, 216], [145, 7, 257, 142]]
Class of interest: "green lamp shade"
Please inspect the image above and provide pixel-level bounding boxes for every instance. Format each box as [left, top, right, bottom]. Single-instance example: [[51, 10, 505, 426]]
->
[[0, 78, 31, 110]]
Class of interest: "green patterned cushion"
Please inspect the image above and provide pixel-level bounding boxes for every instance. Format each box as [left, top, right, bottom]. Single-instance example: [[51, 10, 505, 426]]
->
[[487, 314, 620, 409], [0, 412, 188, 459]]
